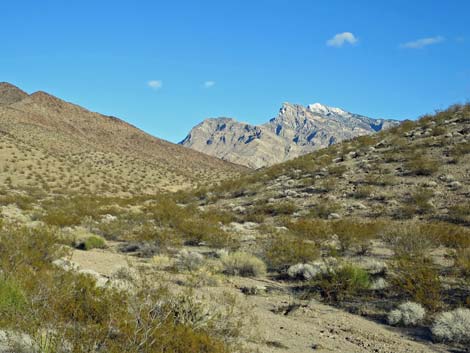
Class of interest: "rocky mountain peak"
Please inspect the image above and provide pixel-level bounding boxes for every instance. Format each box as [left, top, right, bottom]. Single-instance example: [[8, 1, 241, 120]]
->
[[181, 102, 400, 168]]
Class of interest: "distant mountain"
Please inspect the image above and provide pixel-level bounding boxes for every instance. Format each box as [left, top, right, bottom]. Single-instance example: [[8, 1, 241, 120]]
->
[[180, 102, 399, 168], [0, 82, 245, 194]]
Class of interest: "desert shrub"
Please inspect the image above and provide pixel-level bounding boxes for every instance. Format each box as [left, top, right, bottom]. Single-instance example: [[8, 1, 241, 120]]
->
[[285, 218, 331, 241], [404, 154, 439, 176], [132, 222, 182, 250], [450, 141, 470, 161], [221, 252, 266, 277], [0, 277, 26, 315], [382, 223, 438, 259], [81, 235, 106, 250], [370, 277, 389, 291], [353, 186, 373, 199], [145, 198, 236, 248], [41, 195, 109, 227], [448, 203, 470, 225], [313, 263, 370, 302], [357, 258, 388, 275], [454, 247, 470, 279], [431, 126, 447, 136], [287, 264, 317, 281], [405, 188, 434, 214], [264, 234, 319, 271], [328, 165, 347, 177], [0, 194, 35, 210], [331, 220, 381, 255], [387, 302, 426, 326], [391, 257, 442, 311], [254, 201, 299, 216], [431, 308, 470, 344], [202, 209, 237, 225], [176, 250, 205, 272], [152, 254, 175, 270], [0, 224, 237, 353], [413, 222, 470, 249], [318, 178, 337, 193], [308, 201, 340, 219], [286, 262, 330, 281], [0, 225, 68, 273]]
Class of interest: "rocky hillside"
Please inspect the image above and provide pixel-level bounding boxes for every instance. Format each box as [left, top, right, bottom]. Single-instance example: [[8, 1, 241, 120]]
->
[[180, 102, 398, 168], [200, 104, 469, 225], [0, 82, 245, 194]]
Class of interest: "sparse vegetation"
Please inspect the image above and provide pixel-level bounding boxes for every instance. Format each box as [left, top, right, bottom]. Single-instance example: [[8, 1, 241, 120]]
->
[[221, 252, 267, 277], [431, 308, 470, 344], [264, 234, 320, 271], [0, 102, 469, 351], [387, 302, 426, 326], [313, 262, 370, 302]]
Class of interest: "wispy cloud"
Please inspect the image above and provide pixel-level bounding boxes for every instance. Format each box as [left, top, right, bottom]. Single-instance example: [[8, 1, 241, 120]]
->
[[147, 80, 163, 90], [203, 80, 216, 88], [401, 36, 445, 49], [326, 32, 358, 47]]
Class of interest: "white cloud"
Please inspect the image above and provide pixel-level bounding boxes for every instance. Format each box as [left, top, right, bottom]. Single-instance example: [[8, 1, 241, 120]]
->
[[401, 36, 445, 49], [326, 32, 358, 47], [203, 80, 216, 88], [147, 80, 163, 90]]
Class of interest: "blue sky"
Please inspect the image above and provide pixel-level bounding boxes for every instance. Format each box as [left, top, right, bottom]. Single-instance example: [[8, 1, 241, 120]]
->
[[1, 0, 469, 142]]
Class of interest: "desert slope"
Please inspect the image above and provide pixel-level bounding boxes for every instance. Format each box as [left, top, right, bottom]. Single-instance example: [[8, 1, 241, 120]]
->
[[0, 82, 246, 193]]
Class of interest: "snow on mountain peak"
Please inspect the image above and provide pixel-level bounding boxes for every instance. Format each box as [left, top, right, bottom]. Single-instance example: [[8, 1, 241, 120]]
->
[[308, 103, 347, 116]]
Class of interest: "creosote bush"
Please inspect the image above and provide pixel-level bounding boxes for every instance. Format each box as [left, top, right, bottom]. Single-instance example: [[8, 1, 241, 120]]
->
[[391, 258, 442, 311], [312, 263, 370, 302], [0, 224, 237, 353], [404, 154, 439, 176], [264, 234, 319, 272]]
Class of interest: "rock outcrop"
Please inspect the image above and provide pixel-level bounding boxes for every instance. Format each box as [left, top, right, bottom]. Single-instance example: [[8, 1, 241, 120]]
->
[[180, 102, 399, 168]]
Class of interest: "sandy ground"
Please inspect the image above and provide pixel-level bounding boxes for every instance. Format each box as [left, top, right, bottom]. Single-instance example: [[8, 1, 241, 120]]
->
[[69, 248, 454, 353]]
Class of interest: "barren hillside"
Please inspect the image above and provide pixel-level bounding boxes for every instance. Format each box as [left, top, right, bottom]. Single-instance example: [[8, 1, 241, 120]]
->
[[0, 82, 246, 194]]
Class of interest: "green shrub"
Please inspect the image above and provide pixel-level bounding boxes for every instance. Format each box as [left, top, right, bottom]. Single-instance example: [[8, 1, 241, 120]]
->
[[82, 235, 107, 250], [391, 257, 442, 311], [0, 277, 26, 314], [308, 201, 340, 219], [285, 218, 331, 241], [254, 201, 299, 216], [450, 141, 470, 161], [264, 234, 320, 271], [328, 165, 347, 177], [404, 154, 439, 176], [331, 220, 381, 254], [0, 224, 237, 353], [41, 195, 110, 227], [314, 263, 370, 302]]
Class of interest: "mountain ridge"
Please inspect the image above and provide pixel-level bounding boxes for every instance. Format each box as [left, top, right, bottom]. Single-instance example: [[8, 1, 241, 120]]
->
[[180, 102, 399, 168]]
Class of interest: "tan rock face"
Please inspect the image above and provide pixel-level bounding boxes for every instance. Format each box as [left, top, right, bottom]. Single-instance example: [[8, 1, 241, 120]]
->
[[180, 102, 399, 168]]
